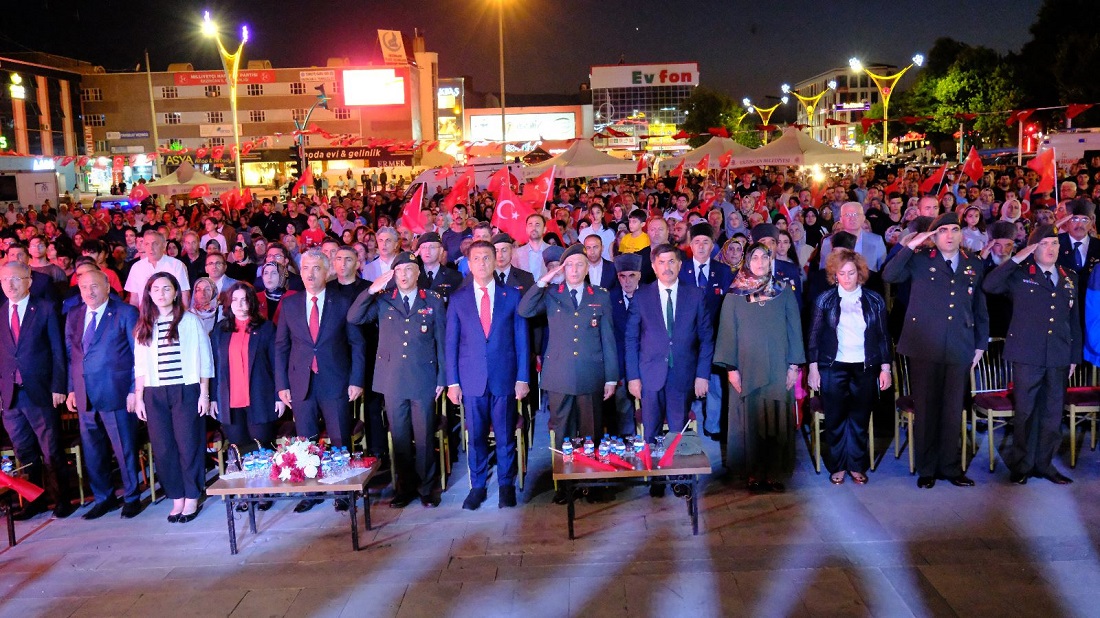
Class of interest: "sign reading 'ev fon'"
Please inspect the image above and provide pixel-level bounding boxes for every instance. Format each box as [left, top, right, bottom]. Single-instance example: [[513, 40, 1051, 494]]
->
[[589, 63, 700, 90]]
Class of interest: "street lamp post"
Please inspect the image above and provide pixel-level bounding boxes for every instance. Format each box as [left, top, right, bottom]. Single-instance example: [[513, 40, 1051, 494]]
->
[[203, 11, 248, 188], [498, 0, 507, 163], [849, 54, 923, 157], [782, 82, 835, 139], [742, 98, 782, 144]]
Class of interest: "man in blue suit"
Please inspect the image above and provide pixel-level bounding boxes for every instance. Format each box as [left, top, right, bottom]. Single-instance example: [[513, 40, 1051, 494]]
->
[[627, 244, 714, 497], [65, 269, 143, 520], [275, 249, 366, 513], [446, 240, 530, 510], [0, 261, 72, 519], [679, 223, 733, 438]]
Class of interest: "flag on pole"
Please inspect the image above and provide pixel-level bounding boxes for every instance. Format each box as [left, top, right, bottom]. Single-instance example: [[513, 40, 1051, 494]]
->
[[696, 154, 711, 172], [962, 146, 983, 182], [291, 166, 313, 196], [919, 164, 948, 195], [128, 184, 151, 203], [188, 184, 211, 199], [1027, 148, 1057, 195], [398, 184, 428, 234], [718, 150, 734, 169], [491, 182, 534, 239]]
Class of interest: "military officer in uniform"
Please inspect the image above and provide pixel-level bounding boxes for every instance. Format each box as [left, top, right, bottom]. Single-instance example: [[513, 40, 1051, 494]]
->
[[519, 244, 618, 504], [882, 212, 989, 489], [416, 232, 463, 304], [348, 252, 447, 508], [983, 225, 1079, 485]]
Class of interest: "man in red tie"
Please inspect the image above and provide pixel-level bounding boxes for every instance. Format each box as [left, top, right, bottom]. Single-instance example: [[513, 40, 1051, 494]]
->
[[0, 261, 73, 519], [444, 241, 530, 510], [274, 250, 366, 513]]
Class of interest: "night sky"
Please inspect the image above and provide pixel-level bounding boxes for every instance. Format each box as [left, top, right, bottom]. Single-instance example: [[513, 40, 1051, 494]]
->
[[7, 0, 1042, 101]]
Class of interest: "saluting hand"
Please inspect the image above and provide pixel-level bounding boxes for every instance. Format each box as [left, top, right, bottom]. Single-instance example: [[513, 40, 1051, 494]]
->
[[538, 263, 566, 286], [367, 270, 395, 295], [1013, 243, 1040, 261], [906, 231, 936, 251]]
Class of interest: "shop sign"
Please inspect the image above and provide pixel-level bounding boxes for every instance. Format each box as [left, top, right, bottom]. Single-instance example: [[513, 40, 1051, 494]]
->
[[299, 70, 334, 82], [173, 70, 276, 86], [591, 63, 699, 90], [304, 147, 413, 167]]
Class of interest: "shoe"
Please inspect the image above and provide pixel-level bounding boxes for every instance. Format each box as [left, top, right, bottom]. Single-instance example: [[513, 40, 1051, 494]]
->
[[848, 472, 868, 485], [552, 489, 569, 505], [334, 498, 350, 512], [830, 472, 845, 485], [11, 500, 47, 521], [235, 501, 250, 513], [462, 487, 487, 511], [256, 500, 274, 512], [1040, 472, 1073, 485], [82, 499, 120, 520], [766, 480, 786, 493], [120, 501, 144, 519], [294, 498, 322, 513], [176, 504, 202, 523], [672, 483, 691, 498], [52, 501, 77, 519], [917, 476, 936, 489], [421, 493, 441, 508], [649, 484, 666, 498], [390, 493, 417, 509], [945, 475, 975, 487], [747, 479, 767, 493], [167, 513, 182, 523], [498, 485, 517, 508], [1009, 471, 1029, 485]]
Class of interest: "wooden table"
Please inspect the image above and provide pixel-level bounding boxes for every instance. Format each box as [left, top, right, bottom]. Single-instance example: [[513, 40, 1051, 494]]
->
[[0, 486, 14, 546], [551, 452, 711, 539], [206, 465, 377, 555]]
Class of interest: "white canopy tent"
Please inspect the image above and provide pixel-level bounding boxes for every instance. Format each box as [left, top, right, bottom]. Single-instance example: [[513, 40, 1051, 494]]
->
[[657, 137, 753, 174], [524, 139, 640, 179], [727, 127, 864, 167], [145, 161, 237, 195]]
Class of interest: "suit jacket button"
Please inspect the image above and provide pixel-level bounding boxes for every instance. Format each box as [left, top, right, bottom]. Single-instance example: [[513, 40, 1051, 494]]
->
[[949, 304, 954, 308], [1051, 306, 1056, 310], [950, 291, 955, 296], [948, 316, 953, 320], [1050, 318, 1055, 322], [573, 338, 579, 342], [574, 324, 579, 329], [573, 351, 579, 356], [402, 354, 407, 359], [404, 331, 409, 334], [403, 341, 408, 346]]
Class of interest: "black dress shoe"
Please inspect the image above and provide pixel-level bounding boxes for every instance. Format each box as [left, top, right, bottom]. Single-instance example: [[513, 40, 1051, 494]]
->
[[256, 500, 274, 512], [747, 479, 767, 493], [11, 500, 47, 521], [82, 499, 120, 520], [551, 489, 569, 505], [176, 504, 202, 523], [462, 487, 487, 511], [917, 476, 936, 489], [333, 498, 350, 511], [235, 501, 250, 513], [649, 484, 666, 498], [1009, 471, 1029, 485], [294, 498, 323, 513], [945, 475, 975, 487], [167, 513, 182, 523], [52, 501, 76, 519], [1040, 472, 1073, 485], [766, 481, 785, 494], [120, 501, 144, 519], [420, 493, 441, 508], [389, 493, 417, 509], [498, 485, 517, 508]]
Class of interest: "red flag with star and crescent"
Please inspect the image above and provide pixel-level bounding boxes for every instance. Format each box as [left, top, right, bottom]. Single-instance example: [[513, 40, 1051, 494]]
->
[[718, 150, 734, 169], [491, 182, 534, 239], [962, 146, 983, 183], [523, 165, 556, 208], [1027, 148, 1057, 195], [696, 154, 711, 172], [487, 166, 513, 194], [398, 184, 428, 234], [291, 166, 313, 196], [188, 184, 211, 199], [129, 184, 151, 203]]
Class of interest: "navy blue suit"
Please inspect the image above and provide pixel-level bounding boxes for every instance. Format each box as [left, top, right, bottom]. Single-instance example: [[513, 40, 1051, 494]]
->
[[275, 290, 366, 448], [609, 287, 636, 435], [65, 298, 142, 505], [445, 282, 529, 489], [625, 283, 713, 441], [0, 295, 68, 506], [679, 258, 733, 435], [210, 319, 280, 452]]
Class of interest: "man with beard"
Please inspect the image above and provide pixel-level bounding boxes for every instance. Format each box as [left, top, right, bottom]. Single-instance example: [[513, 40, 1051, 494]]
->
[[983, 221, 1018, 338]]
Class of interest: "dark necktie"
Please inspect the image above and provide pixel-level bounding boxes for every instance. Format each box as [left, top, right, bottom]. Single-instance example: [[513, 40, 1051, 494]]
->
[[665, 289, 674, 367], [945, 258, 955, 275], [1044, 270, 1054, 287], [497, 271, 506, 287], [1074, 242, 1083, 269], [426, 269, 435, 285], [571, 288, 579, 309], [403, 294, 411, 314], [83, 310, 98, 350], [697, 264, 708, 288], [624, 295, 632, 312]]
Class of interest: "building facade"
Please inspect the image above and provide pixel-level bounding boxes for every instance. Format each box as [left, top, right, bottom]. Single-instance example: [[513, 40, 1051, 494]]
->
[[589, 62, 698, 153], [790, 65, 898, 150]]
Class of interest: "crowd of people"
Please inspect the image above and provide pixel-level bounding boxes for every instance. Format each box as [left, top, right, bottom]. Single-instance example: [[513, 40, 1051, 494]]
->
[[3, 150, 1100, 521]]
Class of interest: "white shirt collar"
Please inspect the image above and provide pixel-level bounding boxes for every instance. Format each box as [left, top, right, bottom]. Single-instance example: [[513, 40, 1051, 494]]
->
[[838, 285, 862, 300], [657, 279, 678, 296], [694, 258, 710, 272]]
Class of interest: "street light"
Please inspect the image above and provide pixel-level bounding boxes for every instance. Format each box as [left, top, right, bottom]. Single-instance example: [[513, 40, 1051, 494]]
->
[[783, 81, 836, 137], [849, 53, 924, 156], [743, 98, 782, 144], [202, 10, 249, 188]]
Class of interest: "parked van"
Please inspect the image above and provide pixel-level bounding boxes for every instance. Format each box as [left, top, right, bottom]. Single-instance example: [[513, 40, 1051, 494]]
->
[[1037, 128, 1100, 169]]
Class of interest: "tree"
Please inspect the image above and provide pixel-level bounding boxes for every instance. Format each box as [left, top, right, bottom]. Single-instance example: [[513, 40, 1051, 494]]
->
[[1016, 0, 1100, 125], [677, 87, 760, 148]]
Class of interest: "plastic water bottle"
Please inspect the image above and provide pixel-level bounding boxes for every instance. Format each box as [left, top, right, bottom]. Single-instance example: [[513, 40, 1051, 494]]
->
[[614, 438, 626, 458], [561, 438, 573, 462], [583, 436, 594, 456], [597, 438, 610, 462], [0, 456, 12, 474], [633, 435, 645, 455]]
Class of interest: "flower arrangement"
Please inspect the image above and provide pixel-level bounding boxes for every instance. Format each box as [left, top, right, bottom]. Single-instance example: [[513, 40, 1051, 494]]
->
[[269, 437, 323, 482]]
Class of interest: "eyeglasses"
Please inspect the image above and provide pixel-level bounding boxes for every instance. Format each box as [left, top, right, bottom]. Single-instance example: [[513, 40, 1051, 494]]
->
[[1070, 216, 1091, 223], [0, 277, 26, 284]]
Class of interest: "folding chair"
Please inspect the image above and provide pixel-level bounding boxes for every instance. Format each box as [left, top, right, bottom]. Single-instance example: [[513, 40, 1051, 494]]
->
[[967, 338, 1013, 472]]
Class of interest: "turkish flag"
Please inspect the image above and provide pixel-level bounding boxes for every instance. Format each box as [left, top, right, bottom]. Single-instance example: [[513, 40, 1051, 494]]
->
[[1067, 104, 1094, 120], [77, 156, 89, 167], [526, 166, 556, 207], [824, 118, 847, 127], [242, 142, 254, 157], [487, 166, 514, 193], [919, 164, 949, 195], [291, 166, 313, 196], [212, 146, 225, 160], [962, 146, 984, 182], [670, 159, 685, 178], [112, 156, 125, 169], [605, 127, 628, 138], [859, 117, 883, 133], [195, 147, 209, 159], [635, 156, 648, 174], [696, 154, 711, 172], [671, 130, 691, 140], [60, 155, 75, 167], [0, 471, 44, 502], [444, 169, 475, 209], [398, 184, 428, 234], [219, 188, 239, 210], [129, 184, 151, 203], [1028, 148, 1057, 195], [718, 150, 734, 169], [491, 182, 533, 239], [189, 184, 211, 199], [707, 127, 730, 138], [434, 166, 454, 180]]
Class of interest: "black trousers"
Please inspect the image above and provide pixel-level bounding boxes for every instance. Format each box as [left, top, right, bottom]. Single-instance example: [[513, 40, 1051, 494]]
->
[[364, 392, 387, 456], [1006, 362, 1066, 477], [2, 387, 65, 505], [820, 362, 877, 474], [909, 360, 968, 478], [223, 407, 277, 454], [546, 391, 601, 442], [144, 383, 204, 500], [384, 395, 438, 497], [292, 375, 352, 448]]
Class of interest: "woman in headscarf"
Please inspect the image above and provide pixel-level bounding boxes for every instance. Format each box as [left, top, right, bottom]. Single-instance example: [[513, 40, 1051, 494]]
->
[[187, 277, 222, 334], [256, 261, 290, 323], [801, 207, 829, 249], [787, 220, 815, 269], [717, 235, 747, 271], [726, 211, 750, 240], [713, 242, 805, 493]]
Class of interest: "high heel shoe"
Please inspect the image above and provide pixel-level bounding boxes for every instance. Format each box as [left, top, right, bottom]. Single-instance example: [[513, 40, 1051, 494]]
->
[[176, 504, 202, 523], [167, 513, 183, 523]]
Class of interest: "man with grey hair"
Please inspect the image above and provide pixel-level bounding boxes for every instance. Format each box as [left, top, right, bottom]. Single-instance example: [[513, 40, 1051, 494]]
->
[[816, 202, 887, 271], [123, 230, 191, 307], [363, 226, 400, 281]]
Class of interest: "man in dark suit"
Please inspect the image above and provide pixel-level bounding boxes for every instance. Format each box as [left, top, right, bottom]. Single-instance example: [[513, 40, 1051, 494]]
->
[[608, 253, 642, 436], [679, 222, 733, 438], [883, 212, 989, 489], [65, 269, 143, 520], [349, 252, 447, 508], [627, 244, 714, 496], [519, 244, 618, 504], [582, 234, 617, 290], [0, 260, 73, 519], [446, 240, 530, 510], [491, 233, 535, 295], [6, 243, 58, 302], [416, 232, 463, 303], [984, 225, 1080, 485], [1057, 198, 1100, 330], [275, 249, 366, 513]]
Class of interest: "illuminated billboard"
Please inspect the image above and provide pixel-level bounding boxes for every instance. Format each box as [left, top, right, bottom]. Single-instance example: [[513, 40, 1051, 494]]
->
[[468, 112, 577, 142], [342, 69, 405, 106]]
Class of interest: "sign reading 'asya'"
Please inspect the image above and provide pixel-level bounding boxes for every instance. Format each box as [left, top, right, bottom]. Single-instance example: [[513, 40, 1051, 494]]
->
[[590, 63, 699, 90]]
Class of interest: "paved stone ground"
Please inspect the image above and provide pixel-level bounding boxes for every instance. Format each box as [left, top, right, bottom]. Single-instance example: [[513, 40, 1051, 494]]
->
[[2, 426, 1100, 617]]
